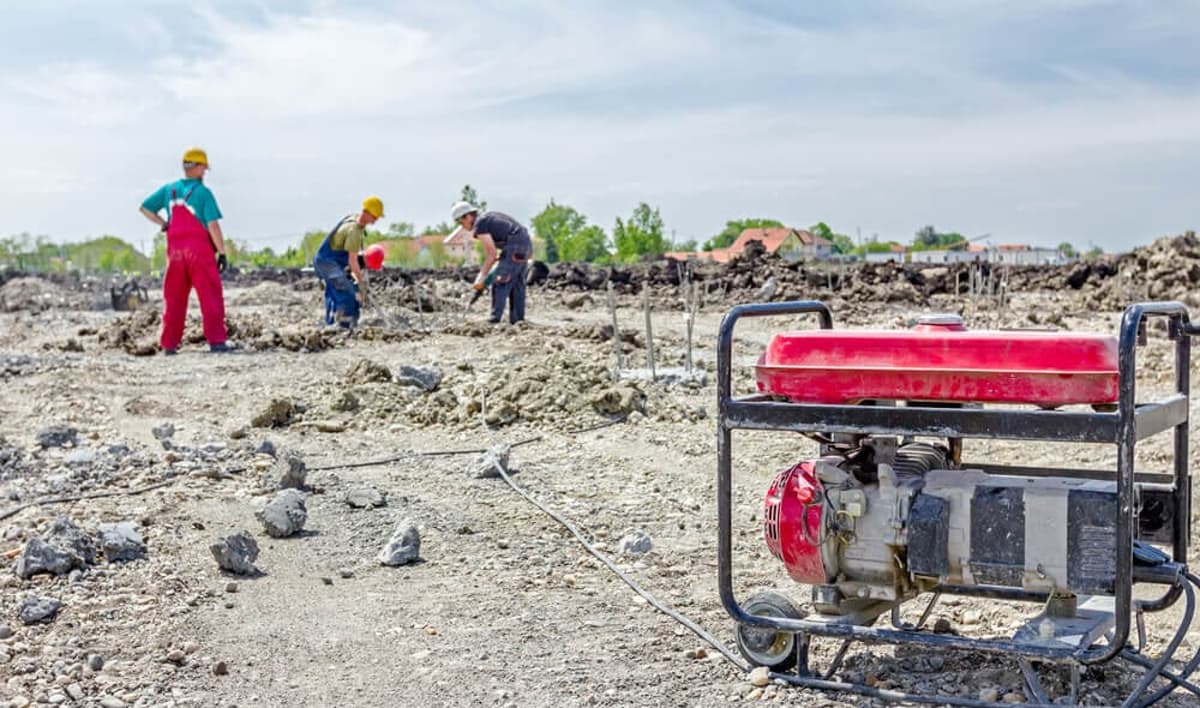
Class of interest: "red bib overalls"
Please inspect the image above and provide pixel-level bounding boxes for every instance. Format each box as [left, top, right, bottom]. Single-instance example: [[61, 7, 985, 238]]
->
[[161, 185, 226, 350]]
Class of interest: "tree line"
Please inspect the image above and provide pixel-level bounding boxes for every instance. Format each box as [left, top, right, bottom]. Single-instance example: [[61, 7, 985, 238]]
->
[[1, 188, 1100, 274]]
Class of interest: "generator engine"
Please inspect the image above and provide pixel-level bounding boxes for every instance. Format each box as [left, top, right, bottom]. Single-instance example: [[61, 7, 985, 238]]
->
[[764, 438, 1124, 620]]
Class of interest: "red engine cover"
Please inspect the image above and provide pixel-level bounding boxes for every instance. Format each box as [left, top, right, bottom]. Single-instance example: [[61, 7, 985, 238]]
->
[[756, 325, 1118, 407], [763, 462, 827, 585]]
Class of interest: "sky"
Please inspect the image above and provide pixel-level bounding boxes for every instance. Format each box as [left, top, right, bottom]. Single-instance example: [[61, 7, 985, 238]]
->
[[1, 0, 1198, 253]]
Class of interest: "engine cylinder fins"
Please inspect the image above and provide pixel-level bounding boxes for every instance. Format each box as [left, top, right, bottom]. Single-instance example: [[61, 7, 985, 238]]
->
[[735, 591, 806, 671], [889, 442, 949, 477]]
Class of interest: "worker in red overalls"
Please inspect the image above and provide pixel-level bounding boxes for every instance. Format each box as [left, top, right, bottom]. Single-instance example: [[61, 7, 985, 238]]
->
[[138, 147, 231, 354]]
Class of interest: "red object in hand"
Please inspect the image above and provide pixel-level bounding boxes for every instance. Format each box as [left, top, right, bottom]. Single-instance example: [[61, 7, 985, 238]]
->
[[362, 244, 386, 271], [755, 320, 1119, 408]]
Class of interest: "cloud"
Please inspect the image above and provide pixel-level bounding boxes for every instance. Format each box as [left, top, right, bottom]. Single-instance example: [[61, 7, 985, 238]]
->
[[0, 1, 1197, 250]]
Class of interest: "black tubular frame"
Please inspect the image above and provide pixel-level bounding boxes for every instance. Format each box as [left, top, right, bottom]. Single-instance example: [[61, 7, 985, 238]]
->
[[716, 300, 1194, 666]]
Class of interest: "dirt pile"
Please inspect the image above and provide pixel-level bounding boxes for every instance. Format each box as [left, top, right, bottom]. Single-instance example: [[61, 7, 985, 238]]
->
[[1076, 231, 1200, 310], [0, 276, 89, 313]]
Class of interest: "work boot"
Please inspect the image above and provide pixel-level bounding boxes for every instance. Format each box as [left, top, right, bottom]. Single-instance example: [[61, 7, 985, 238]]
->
[[209, 342, 235, 353], [163, 348, 177, 356]]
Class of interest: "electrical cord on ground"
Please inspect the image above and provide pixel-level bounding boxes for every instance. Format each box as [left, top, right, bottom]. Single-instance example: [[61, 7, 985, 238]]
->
[[485, 453, 751, 673], [1125, 571, 1200, 707], [1121, 574, 1196, 708], [306, 435, 543, 472], [0, 480, 176, 522]]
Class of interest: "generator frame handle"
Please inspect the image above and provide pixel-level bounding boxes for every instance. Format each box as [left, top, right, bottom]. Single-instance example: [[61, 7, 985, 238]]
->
[[716, 299, 1194, 666]]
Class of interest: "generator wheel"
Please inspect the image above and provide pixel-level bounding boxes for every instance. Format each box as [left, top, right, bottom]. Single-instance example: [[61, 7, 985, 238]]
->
[[735, 591, 805, 671]]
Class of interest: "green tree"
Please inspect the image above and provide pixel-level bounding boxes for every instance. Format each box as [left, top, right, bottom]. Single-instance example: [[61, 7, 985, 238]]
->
[[1086, 245, 1104, 260], [809, 222, 855, 255], [460, 184, 487, 213], [703, 218, 783, 251], [558, 224, 610, 263], [911, 225, 966, 251], [530, 200, 587, 264], [1058, 241, 1077, 258], [421, 222, 454, 236], [613, 203, 666, 262]]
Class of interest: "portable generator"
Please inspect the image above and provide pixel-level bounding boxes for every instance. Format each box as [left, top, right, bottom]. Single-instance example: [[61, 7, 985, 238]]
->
[[717, 301, 1199, 707]]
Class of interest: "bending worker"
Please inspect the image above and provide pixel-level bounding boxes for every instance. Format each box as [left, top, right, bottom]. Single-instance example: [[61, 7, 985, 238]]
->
[[451, 201, 532, 324], [138, 147, 231, 354], [313, 196, 384, 328]]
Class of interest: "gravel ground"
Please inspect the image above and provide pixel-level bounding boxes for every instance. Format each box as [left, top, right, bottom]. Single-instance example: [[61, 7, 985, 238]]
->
[[0, 279, 1198, 708]]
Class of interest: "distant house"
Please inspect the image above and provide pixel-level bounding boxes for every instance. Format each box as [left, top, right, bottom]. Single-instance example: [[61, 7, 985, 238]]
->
[[728, 227, 832, 261], [664, 249, 733, 264], [443, 227, 478, 264]]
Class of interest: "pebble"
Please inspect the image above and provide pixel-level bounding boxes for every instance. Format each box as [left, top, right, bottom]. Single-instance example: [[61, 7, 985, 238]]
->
[[87, 654, 104, 671], [166, 649, 186, 664], [66, 683, 84, 700], [617, 531, 653, 555], [979, 687, 1000, 702], [1001, 692, 1024, 703], [933, 617, 953, 633], [47, 693, 66, 705], [748, 666, 771, 687], [338, 568, 353, 579], [99, 698, 128, 708], [212, 660, 229, 676], [210, 530, 260, 575], [344, 486, 386, 509], [685, 647, 708, 660], [183, 642, 199, 654], [961, 609, 982, 625], [378, 520, 421, 566], [747, 688, 764, 700], [225, 582, 238, 593], [0, 623, 11, 639]]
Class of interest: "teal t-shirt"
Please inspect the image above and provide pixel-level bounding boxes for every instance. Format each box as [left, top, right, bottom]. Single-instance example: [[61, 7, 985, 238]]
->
[[141, 179, 222, 225]]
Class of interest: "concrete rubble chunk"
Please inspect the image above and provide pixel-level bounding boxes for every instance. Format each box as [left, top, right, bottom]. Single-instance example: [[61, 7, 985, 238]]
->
[[348, 358, 392, 383], [344, 486, 386, 509], [394, 365, 442, 392], [36, 425, 78, 449], [97, 522, 147, 562], [44, 515, 98, 564], [274, 449, 307, 489], [13, 538, 82, 579], [251, 398, 297, 429], [18, 596, 63, 624], [151, 422, 175, 443], [378, 520, 421, 566], [210, 531, 260, 575], [255, 489, 307, 538], [472, 444, 511, 479], [255, 438, 277, 457], [618, 531, 653, 555]]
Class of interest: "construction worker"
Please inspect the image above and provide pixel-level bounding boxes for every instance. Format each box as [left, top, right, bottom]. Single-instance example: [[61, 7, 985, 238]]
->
[[138, 147, 230, 354], [313, 197, 383, 328], [451, 201, 532, 324]]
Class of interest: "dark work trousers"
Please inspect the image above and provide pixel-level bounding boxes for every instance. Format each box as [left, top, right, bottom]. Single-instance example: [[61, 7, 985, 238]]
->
[[490, 249, 529, 324]]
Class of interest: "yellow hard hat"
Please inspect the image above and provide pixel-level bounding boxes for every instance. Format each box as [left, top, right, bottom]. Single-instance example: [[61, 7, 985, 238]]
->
[[182, 147, 208, 166], [362, 196, 384, 219]]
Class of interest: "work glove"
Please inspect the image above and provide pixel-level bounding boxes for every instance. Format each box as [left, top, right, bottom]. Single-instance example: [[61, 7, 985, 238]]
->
[[217, 253, 228, 272], [472, 282, 486, 293]]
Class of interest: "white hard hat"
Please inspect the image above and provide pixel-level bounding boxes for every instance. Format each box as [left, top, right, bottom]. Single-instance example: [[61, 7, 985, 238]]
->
[[450, 201, 478, 221]]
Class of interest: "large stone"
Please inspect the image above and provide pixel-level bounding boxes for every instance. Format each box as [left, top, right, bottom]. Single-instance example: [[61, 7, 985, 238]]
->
[[13, 538, 81, 579], [255, 490, 307, 538], [378, 521, 421, 566], [273, 450, 307, 489], [97, 523, 147, 563], [344, 487, 386, 509], [472, 444, 510, 479], [44, 516, 98, 564], [394, 366, 442, 392], [18, 596, 62, 624], [210, 531, 260, 575], [590, 385, 642, 415], [36, 425, 77, 449]]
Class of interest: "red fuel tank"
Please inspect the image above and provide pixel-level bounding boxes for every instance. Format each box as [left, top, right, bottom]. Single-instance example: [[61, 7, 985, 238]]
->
[[755, 318, 1118, 407]]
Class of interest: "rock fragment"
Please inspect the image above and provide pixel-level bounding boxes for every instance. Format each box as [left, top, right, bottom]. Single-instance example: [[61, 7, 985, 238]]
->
[[18, 596, 62, 624], [344, 486, 386, 509], [255, 489, 307, 538], [378, 520, 421, 566], [97, 522, 147, 562], [210, 531, 260, 575], [617, 531, 653, 555], [394, 365, 442, 392], [36, 425, 78, 448], [273, 449, 307, 489], [472, 444, 510, 479], [251, 399, 297, 428]]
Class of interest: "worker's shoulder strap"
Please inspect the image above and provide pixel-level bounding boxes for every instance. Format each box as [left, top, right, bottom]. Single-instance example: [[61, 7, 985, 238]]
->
[[168, 180, 199, 203], [326, 215, 355, 240]]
